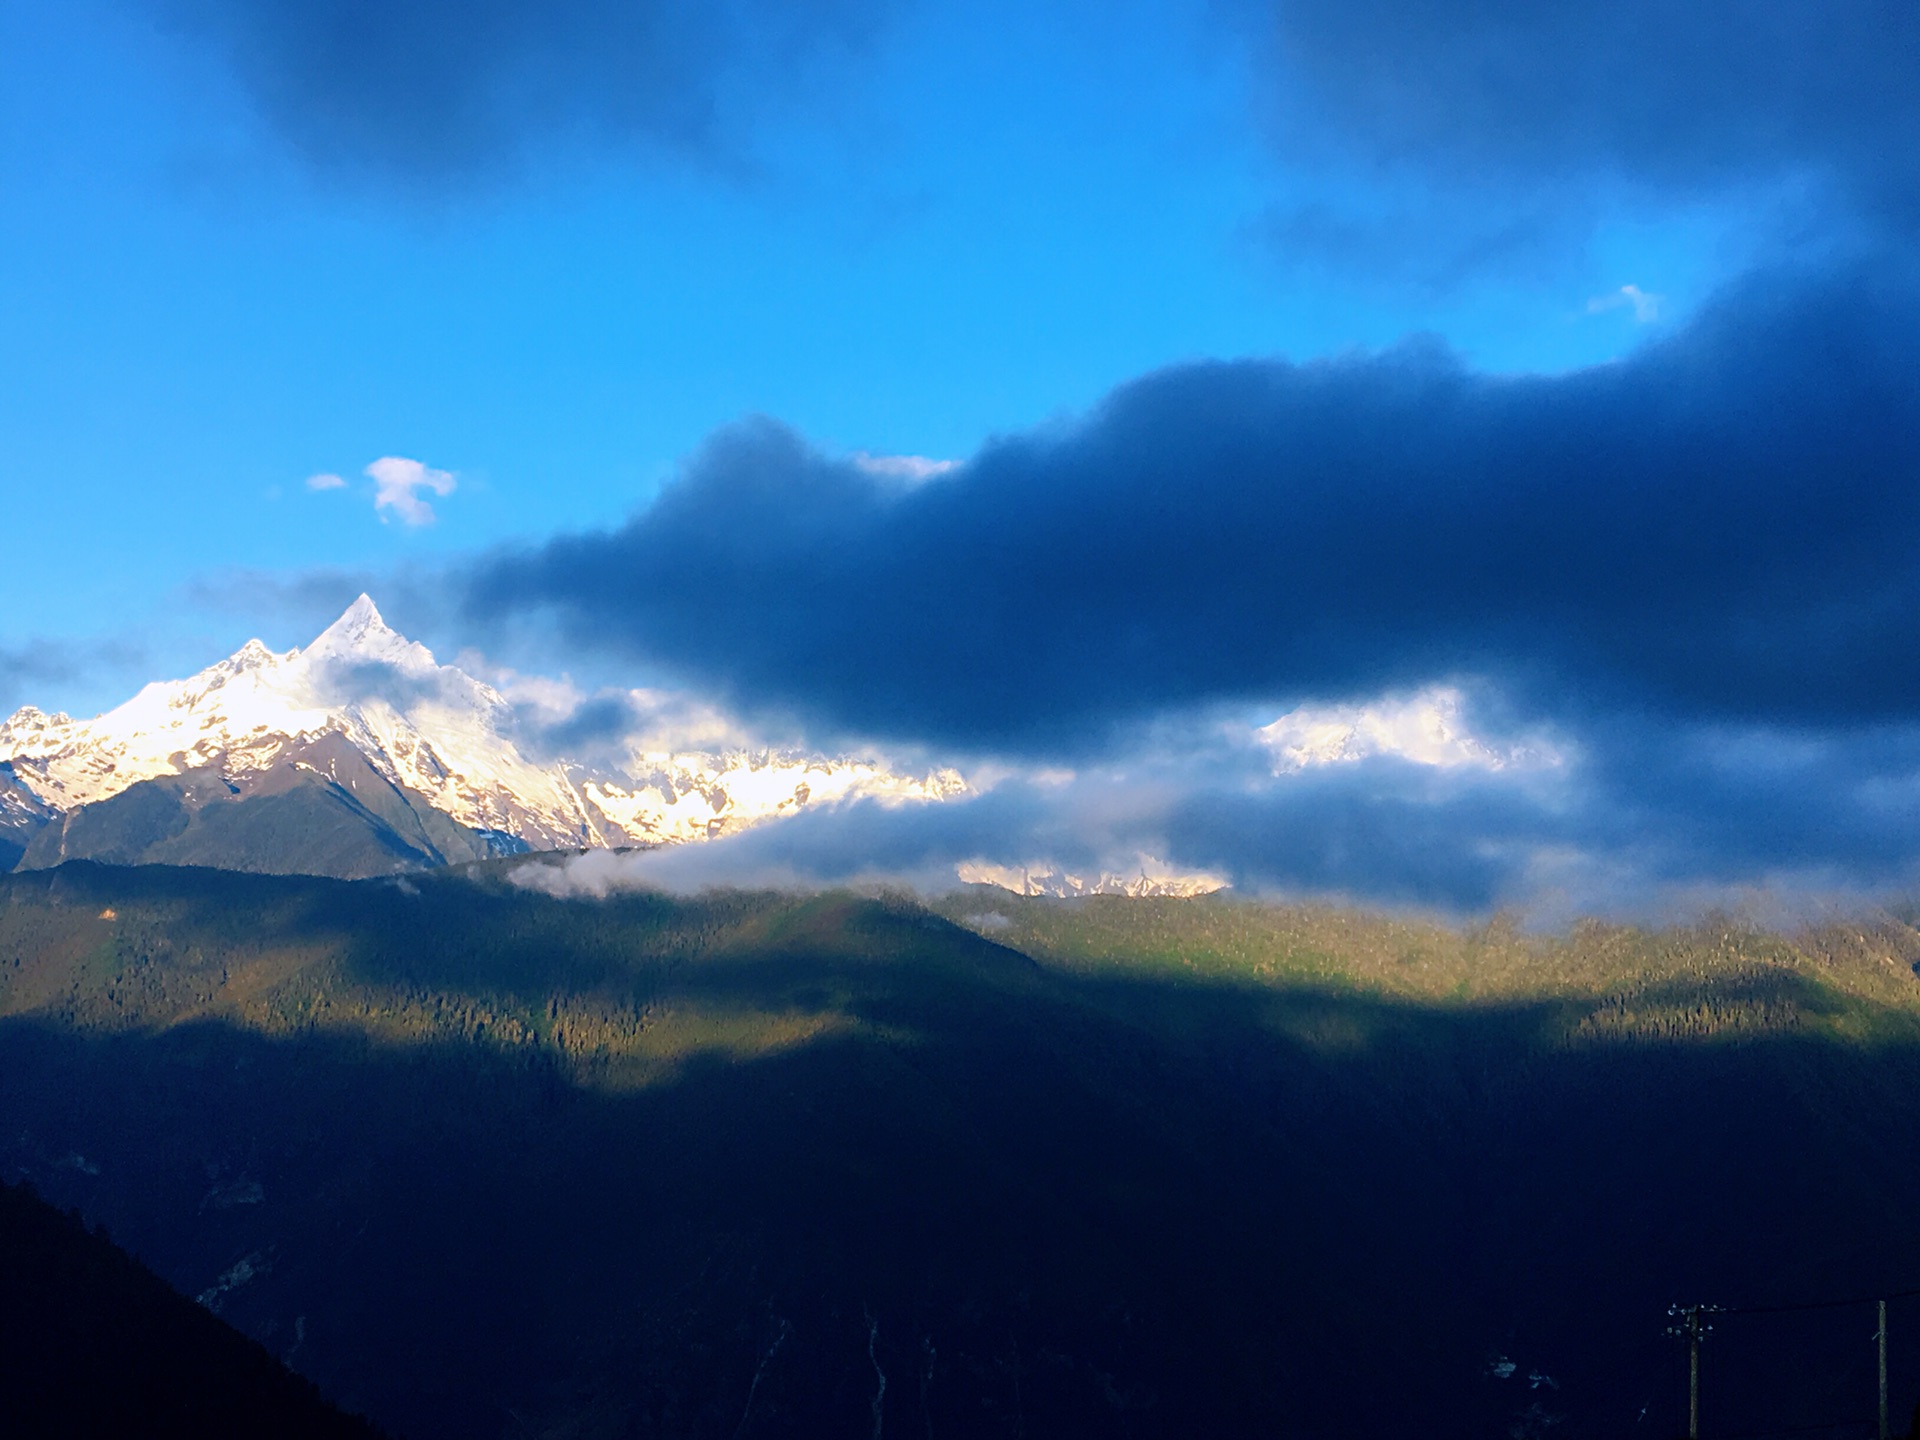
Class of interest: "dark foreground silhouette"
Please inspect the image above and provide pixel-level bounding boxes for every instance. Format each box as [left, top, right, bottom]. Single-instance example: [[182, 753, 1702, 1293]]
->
[[0, 1177, 383, 1438]]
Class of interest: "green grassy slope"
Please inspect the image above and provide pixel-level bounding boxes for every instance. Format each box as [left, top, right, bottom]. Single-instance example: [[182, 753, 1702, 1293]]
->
[[5, 862, 1920, 1438]]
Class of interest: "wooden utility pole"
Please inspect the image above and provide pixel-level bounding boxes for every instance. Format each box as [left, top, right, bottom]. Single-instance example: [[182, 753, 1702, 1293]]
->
[[1690, 1310, 1701, 1440], [1667, 1304, 1717, 1440], [1879, 1299, 1890, 1440]]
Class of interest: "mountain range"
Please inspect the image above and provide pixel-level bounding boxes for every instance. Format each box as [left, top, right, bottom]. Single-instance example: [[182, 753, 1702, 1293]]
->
[[0, 597, 963, 879]]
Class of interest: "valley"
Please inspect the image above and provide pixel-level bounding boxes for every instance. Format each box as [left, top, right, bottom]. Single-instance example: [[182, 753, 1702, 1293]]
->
[[6, 860, 1920, 1436]]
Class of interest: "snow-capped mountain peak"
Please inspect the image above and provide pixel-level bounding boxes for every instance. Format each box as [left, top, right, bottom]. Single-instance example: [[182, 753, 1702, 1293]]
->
[[0, 599, 965, 871], [303, 593, 432, 671]]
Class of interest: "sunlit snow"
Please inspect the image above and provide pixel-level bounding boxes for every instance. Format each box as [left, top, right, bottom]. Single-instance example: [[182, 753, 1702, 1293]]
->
[[1257, 686, 1564, 775], [0, 595, 963, 852]]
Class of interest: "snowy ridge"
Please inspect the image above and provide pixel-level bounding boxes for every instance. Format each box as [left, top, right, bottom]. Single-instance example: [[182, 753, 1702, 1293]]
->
[[955, 858, 1227, 899], [584, 753, 965, 846], [0, 596, 964, 853]]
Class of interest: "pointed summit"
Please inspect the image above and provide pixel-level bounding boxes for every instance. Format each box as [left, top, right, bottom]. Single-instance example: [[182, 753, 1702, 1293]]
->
[[329, 593, 389, 640], [304, 594, 423, 667]]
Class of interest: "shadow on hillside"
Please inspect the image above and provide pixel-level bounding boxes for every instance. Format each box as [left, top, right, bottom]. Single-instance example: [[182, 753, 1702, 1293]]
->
[[6, 865, 1920, 1438]]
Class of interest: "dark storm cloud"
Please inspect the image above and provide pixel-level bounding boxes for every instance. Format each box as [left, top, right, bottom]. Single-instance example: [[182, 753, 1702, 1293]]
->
[[1161, 769, 1545, 911], [138, 0, 887, 180], [1567, 719, 1920, 883], [509, 707, 1920, 914], [1165, 723, 1920, 912], [509, 688, 734, 768], [1256, 0, 1920, 216], [468, 259, 1920, 753], [307, 655, 478, 713], [533, 693, 645, 752]]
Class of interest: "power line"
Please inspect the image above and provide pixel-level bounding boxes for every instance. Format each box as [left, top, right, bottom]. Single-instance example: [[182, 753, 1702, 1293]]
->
[[1719, 1286, 1920, 1318], [1662, 1287, 1917, 1439]]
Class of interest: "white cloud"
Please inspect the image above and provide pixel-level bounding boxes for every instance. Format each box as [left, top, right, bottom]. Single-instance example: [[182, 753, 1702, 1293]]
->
[[1586, 283, 1663, 323], [367, 456, 456, 526], [1256, 686, 1565, 774], [852, 451, 958, 483], [305, 472, 347, 491]]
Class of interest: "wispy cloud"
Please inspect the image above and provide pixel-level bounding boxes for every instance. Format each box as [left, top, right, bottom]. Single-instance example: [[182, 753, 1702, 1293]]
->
[[132, 0, 891, 187], [305, 472, 347, 491], [1586, 284, 1663, 322], [1250, 0, 1920, 265], [368, 456, 456, 526], [0, 635, 150, 717]]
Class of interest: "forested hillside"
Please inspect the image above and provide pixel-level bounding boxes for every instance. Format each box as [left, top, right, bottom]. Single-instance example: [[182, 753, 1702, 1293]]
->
[[6, 860, 1920, 1437]]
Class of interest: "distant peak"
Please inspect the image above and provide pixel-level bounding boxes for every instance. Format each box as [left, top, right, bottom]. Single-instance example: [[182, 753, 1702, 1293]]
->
[[311, 594, 398, 649], [301, 593, 436, 673], [339, 593, 386, 631]]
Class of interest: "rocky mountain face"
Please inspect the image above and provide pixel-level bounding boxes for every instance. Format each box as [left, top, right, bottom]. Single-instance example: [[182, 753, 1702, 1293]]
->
[[0, 764, 54, 872], [0, 597, 963, 879]]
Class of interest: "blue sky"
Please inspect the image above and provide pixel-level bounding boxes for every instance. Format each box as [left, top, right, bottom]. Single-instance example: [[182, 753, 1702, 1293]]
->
[[4, 0, 1912, 914], [0, 0, 1731, 701]]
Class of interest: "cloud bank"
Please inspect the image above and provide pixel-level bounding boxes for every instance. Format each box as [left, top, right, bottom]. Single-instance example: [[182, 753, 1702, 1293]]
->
[[470, 259, 1920, 751], [497, 695, 1920, 917], [451, 250, 1920, 913]]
